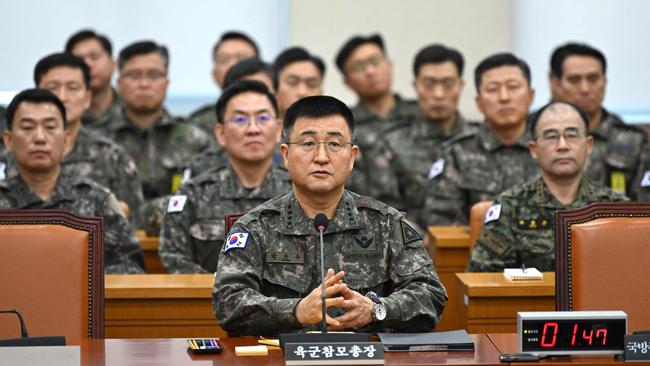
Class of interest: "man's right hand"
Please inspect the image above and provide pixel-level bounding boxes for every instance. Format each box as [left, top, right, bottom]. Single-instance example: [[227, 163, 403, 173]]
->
[[295, 269, 347, 326]]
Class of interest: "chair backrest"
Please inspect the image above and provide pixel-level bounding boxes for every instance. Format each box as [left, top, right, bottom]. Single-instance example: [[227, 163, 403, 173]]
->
[[469, 200, 493, 253], [0, 210, 104, 340], [556, 202, 650, 332], [225, 212, 245, 233]]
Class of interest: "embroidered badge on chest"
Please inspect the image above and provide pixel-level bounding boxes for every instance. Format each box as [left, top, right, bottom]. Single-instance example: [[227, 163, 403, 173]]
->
[[167, 195, 187, 213], [484, 204, 501, 223], [266, 251, 304, 264], [353, 234, 375, 249], [224, 232, 249, 253]]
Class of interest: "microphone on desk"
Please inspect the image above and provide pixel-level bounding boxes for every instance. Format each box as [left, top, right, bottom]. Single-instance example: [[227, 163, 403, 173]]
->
[[313, 213, 329, 334], [0, 309, 65, 347]]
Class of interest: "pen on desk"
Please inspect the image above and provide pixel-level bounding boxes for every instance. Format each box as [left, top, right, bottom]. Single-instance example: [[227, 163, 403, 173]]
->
[[521, 263, 527, 273]]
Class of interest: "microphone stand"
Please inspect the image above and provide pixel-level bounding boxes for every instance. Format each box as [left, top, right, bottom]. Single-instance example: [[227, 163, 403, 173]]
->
[[319, 225, 327, 334]]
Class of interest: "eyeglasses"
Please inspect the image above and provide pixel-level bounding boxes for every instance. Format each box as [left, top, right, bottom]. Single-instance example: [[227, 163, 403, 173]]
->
[[121, 69, 167, 82], [536, 127, 585, 145], [225, 113, 276, 127], [348, 55, 385, 74], [416, 76, 459, 90], [285, 139, 353, 155]]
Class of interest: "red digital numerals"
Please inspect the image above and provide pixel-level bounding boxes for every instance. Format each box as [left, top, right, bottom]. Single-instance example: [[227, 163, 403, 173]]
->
[[540, 322, 607, 348]]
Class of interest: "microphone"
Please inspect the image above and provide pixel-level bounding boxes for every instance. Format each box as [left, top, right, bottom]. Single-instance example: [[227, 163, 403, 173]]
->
[[313, 213, 329, 333]]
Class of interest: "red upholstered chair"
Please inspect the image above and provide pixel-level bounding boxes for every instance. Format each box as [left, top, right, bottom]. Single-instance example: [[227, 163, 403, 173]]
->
[[468, 200, 493, 254], [0, 210, 104, 340], [555, 202, 650, 332]]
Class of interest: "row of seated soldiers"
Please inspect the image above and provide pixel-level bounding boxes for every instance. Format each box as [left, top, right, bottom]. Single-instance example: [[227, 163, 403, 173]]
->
[[0, 29, 649, 275]]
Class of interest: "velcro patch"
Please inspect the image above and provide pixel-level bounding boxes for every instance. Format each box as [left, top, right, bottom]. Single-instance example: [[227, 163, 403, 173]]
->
[[224, 232, 249, 253], [401, 221, 422, 244], [428, 158, 445, 179], [167, 195, 187, 213], [266, 251, 304, 264], [641, 170, 650, 188], [484, 204, 501, 223], [353, 234, 375, 249]]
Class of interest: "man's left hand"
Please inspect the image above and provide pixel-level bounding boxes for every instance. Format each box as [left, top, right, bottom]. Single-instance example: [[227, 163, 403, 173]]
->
[[328, 286, 374, 331]]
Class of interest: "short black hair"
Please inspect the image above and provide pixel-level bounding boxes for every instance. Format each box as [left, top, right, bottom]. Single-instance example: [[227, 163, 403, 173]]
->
[[283, 95, 355, 140], [118, 40, 169, 71], [65, 28, 113, 56], [335, 33, 385, 73], [273, 47, 326, 90], [34, 52, 91, 89], [6, 88, 67, 130], [529, 101, 590, 138], [215, 80, 278, 124], [413, 44, 464, 78], [474, 52, 531, 93], [223, 58, 273, 89], [550, 42, 607, 79], [212, 31, 260, 61]]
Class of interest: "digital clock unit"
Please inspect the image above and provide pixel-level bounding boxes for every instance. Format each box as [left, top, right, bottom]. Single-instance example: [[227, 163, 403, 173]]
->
[[517, 311, 627, 356]]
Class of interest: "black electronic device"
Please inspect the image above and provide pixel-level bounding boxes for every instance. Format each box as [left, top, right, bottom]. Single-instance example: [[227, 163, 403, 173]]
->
[[499, 353, 541, 362]]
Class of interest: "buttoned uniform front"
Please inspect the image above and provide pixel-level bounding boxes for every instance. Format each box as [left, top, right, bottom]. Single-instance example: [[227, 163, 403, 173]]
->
[[467, 176, 627, 272], [159, 164, 292, 273], [0, 127, 144, 226], [213, 190, 447, 336], [421, 123, 539, 226], [0, 172, 145, 274]]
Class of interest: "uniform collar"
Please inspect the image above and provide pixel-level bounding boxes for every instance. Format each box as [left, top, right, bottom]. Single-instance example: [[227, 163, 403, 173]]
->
[[353, 93, 414, 124], [280, 190, 363, 236], [478, 122, 531, 152], [591, 108, 623, 140], [531, 176, 598, 207], [111, 107, 174, 132], [10, 172, 75, 208], [220, 163, 287, 199], [412, 112, 468, 139]]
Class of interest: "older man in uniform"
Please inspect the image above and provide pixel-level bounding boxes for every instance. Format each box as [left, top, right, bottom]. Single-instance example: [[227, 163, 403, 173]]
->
[[159, 81, 291, 273], [2, 88, 144, 273], [94, 41, 213, 233], [213, 95, 446, 336], [468, 102, 626, 272], [422, 53, 539, 226], [549, 42, 646, 198]]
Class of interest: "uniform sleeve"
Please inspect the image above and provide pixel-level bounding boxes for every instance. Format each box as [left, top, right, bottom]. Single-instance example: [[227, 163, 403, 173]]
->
[[102, 193, 145, 274], [420, 147, 468, 226], [159, 190, 207, 273], [379, 218, 448, 332], [110, 149, 145, 228], [212, 222, 302, 336], [467, 199, 519, 272]]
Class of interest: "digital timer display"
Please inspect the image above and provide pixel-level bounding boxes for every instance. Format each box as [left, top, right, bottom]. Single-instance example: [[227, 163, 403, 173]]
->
[[518, 311, 627, 356]]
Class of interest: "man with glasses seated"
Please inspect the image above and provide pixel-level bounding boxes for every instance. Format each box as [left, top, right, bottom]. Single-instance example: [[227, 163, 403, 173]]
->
[[159, 80, 291, 273], [467, 102, 627, 272], [213, 95, 446, 336]]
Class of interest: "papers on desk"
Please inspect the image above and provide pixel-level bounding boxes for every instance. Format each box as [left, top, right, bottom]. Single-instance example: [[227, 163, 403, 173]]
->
[[378, 330, 474, 352], [503, 268, 543, 281]]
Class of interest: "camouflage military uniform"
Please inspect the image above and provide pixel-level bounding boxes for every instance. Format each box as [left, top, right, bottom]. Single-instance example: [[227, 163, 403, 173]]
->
[[187, 147, 229, 179], [93, 107, 213, 231], [467, 177, 627, 272], [188, 102, 218, 143], [0, 106, 6, 151], [81, 88, 122, 129], [160, 164, 292, 273], [421, 123, 539, 227], [0, 173, 145, 274], [583, 109, 646, 199], [0, 127, 144, 225], [213, 190, 447, 336]]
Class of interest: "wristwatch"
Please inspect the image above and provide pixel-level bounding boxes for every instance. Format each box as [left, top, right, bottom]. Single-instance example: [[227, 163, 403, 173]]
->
[[366, 291, 386, 322]]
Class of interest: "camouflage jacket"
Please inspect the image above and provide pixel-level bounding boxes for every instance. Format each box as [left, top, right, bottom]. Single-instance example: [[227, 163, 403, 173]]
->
[[0, 173, 145, 274], [585, 109, 646, 199], [159, 164, 292, 273], [467, 176, 627, 272], [421, 123, 539, 227], [82, 88, 122, 129], [188, 102, 218, 143], [0, 127, 144, 226], [187, 147, 229, 179], [213, 190, 447, 336]]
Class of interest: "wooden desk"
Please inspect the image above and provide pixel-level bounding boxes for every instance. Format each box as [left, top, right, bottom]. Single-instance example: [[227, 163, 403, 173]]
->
[[456, 272, 555, 333], [488, 333, 636, 365], [427, 226, 471, 331], [105, 274, 224, 339], [67, 335, 502, 365], [135, 230, 165, 273]]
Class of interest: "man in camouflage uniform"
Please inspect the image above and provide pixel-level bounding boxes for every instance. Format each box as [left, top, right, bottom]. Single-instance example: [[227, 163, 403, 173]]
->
[[334, 34, 418, 209], [1, 53, 143, 225], [0, 106, 6, 151], [93, 41, 213, 233], [422, 53, 539, 226], [189, 31, 260, 138], [1, 89, 144, 273], [468, 102, 627, 272], [213, 95, 446, 336], [273, 46, 325, 119], [160, 81, 291, 273], [549, 42, 646, 199], [65, 29, 122, 129]]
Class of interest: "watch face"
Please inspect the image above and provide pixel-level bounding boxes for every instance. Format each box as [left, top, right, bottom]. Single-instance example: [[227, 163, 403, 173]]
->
[[375, 303, 387, 321]]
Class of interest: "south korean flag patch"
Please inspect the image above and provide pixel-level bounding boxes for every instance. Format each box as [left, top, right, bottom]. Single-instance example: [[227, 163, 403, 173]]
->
[[167, 195, 187, 213], [484, 203, 502, 224], [428, 158, 445, 179], [641, 170, 650, 188], [224, 232, 249, 253]]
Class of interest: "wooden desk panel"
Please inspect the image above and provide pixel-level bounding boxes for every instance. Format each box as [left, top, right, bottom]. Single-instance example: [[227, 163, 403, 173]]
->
[[135, 230, 165, 273], [105, 274, 225, 339], [456, 273, 555, 333], [69, 335, 502, 366], [427, 226, 471, 331]]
